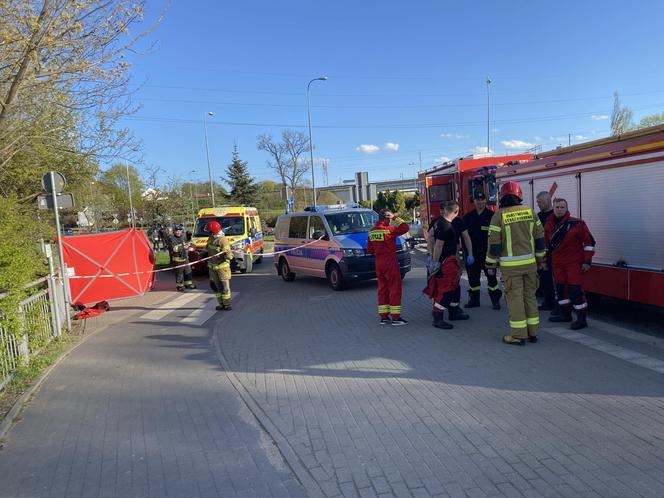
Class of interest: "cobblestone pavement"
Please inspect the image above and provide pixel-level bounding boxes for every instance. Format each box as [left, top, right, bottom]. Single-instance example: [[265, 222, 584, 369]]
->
[[216, 255, 664, 497], [0, 276, 306, 498]]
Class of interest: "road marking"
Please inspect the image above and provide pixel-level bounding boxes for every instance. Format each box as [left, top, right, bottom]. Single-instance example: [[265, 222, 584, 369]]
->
[[181, 297, 218, 325], [546, 327, 664, 375], [139, 292, 202, 320]]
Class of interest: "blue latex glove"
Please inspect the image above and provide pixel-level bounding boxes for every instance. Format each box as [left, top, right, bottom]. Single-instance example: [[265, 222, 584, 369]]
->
[[466, 255, 475, 266], [430, 262, 441, 274]]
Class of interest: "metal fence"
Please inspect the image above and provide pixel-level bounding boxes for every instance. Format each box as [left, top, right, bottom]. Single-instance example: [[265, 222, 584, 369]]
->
[[0, 249, 68, 392]]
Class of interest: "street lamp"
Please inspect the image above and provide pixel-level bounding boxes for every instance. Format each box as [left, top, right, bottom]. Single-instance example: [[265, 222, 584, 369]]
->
[[203, 111, 215, 206], [486, 77, 491, 155], [188, 169, 198, 229], [126, 163, 135, 228], [307, 76, 327, 207]]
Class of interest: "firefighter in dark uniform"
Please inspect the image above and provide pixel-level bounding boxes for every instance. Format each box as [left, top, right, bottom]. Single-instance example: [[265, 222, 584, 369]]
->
[[486, 182, 546, 346], [463, 192, 502, 310], [206, 221, 234, 310], [167, 224, 195, 291], [536, 191, 557, 311]]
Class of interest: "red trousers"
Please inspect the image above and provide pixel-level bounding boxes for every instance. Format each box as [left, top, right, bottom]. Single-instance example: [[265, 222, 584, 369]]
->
[[376, 257, 402, 318], [423, 257, 460, 310], [552, 261, 585, 286]]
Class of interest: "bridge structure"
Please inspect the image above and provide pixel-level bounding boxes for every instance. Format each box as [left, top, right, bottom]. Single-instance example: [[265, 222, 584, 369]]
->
[[316, 171, 417, 204]]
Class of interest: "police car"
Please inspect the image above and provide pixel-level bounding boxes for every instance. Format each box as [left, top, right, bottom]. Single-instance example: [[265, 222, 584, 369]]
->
[[273, 204, 411, 290]]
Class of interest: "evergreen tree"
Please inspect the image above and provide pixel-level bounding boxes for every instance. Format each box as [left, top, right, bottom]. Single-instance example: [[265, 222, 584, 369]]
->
[[389, 190, 406, 216], [225, 145, 259, 206]]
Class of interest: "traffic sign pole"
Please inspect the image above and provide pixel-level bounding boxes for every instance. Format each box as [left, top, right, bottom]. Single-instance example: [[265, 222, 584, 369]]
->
[[50, 171, 72, 331]]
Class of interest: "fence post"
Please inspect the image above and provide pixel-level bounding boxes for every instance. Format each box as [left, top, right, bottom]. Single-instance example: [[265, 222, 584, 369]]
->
[[43, 242, 62, 337]]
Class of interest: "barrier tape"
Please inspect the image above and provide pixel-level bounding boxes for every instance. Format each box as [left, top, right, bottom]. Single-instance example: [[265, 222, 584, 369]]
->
[[64, 236, 326, 280]]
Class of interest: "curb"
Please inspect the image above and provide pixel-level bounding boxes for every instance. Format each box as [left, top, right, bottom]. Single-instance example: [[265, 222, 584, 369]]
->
[[212, 324, 324, 498], [0, 317, 112, 440]]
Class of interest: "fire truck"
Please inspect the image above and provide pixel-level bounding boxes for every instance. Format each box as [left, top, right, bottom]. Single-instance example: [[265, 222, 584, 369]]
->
[[417, 153, 533, 231], [494, 124, 664, 308]]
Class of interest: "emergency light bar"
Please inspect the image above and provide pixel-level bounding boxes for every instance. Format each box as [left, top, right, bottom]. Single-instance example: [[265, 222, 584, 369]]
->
[[304, 203, 361, 212]]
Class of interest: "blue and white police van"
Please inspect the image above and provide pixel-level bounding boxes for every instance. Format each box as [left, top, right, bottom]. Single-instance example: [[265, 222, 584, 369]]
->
[[273, 204, 411, 290]]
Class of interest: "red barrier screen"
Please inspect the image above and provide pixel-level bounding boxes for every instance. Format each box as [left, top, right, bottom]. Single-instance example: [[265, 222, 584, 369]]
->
[[61, 229, 155, 306]]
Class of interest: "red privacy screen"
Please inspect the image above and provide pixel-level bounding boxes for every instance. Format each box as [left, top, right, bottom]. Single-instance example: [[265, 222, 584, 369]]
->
[[61, 229, 155, 305]]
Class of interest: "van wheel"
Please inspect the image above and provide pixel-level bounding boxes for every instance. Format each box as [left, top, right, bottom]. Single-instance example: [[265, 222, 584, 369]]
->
[[327, 263, 345, 291], [279, 258, 295, 281], [256, 249, 263, 264], [240, 253, 253, 274]]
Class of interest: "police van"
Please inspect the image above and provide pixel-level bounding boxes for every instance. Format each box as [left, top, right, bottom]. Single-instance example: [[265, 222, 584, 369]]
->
[[273, 204, 411, 290]]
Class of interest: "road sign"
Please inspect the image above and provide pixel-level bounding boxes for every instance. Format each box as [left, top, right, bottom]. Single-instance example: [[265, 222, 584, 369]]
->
[[37, 193, 75, 210], [41, 171, 66, 193]]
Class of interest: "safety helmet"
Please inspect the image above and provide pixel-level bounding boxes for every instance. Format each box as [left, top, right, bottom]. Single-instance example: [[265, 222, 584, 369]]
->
[[206, 220, 222, 235], [173, 224, 184, 232], [499, 181, 522, 202]]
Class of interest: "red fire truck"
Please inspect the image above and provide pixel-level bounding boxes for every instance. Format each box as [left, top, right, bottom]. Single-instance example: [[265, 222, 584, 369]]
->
[[417, 153, 533, 231], [494, 124, 664, 308]]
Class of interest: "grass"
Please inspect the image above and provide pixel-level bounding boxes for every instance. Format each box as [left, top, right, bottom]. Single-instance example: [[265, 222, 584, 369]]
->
[[154, 252, 171, 267]]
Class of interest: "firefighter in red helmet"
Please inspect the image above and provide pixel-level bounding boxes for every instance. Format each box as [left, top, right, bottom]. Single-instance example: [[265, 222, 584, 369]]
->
[[486, 181, 547, 345], [544, 198, 596, 330], [205, 220, 234, 310], [366, 209, 410, 325]]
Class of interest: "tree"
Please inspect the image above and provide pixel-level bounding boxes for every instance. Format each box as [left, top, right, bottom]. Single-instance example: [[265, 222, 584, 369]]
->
[[224, 145, 259, 206], [389, 190, 406, 216], [97, 164, 144, 224], [373, 191, 388, 212], [610, 92, 634, 135], [405, 191, 420, 211], [257, 129, 311, 198], [634, 111, 664, 130]]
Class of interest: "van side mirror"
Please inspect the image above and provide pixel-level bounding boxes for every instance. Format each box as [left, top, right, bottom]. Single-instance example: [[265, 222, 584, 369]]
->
[[311, 230, 328, 240]]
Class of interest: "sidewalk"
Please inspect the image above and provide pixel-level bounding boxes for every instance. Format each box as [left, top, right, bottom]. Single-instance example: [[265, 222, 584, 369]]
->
[[0, 276, 306, 498]]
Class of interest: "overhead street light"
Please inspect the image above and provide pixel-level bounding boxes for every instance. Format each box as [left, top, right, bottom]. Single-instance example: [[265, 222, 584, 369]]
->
[[203, 111, 215, 206], [307, 76, 328, 207]]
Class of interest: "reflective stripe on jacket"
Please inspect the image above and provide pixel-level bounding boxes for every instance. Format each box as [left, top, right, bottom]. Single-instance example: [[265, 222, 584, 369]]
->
[[485, 205, 545, 269]]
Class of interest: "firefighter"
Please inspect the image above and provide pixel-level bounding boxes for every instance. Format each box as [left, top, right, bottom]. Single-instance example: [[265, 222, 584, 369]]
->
[[424, 201, 470, 329], [545, 198, 595, 330], [367, 209, 409, 325], [486, 182, 546, 346], [536, 191, 558, 312], [206, 221, 234, 311], [463, 192, 502, 310], [167, 224, 195, 291]]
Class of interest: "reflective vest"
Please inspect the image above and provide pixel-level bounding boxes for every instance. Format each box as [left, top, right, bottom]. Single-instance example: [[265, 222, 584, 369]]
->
[[206, 235, 233, 270], [485, 205, 546, 271]]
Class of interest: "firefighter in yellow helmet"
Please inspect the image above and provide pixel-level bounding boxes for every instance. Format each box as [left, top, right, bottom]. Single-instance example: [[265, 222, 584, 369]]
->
[[485, 181, 547, 345], [206, 221, 234, 310]]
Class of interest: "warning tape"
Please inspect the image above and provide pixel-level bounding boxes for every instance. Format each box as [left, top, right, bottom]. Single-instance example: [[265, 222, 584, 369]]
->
[[65, 236, 326, 280]]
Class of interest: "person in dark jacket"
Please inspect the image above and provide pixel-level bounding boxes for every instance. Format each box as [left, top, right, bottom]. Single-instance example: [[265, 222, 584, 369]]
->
[[536, 191, 557, 311], [167, 224, 195, 291]]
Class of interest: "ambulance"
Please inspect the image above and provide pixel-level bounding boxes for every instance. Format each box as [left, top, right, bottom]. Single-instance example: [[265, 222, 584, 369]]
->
[[190, 206, 264, 274]]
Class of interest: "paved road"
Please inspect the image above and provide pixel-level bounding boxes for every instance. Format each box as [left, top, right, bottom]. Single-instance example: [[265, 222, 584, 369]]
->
[[1, 252, 664, 497]]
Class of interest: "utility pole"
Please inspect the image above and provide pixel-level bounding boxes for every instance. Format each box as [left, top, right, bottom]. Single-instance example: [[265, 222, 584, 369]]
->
[[568, 133, 571, 146], [419, 151, 422, 171], [322, 159, 329, 186], [486, 77, 492, 155]]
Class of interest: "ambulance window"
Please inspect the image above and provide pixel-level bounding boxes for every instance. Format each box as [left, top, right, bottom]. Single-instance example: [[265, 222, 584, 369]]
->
[[308, 216, 326, 239], [253, 216, 261, 231], [288, 216, 308, 239]]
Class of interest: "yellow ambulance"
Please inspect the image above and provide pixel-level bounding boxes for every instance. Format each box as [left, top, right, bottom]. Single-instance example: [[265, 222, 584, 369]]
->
[[190, 206, 264, 274]]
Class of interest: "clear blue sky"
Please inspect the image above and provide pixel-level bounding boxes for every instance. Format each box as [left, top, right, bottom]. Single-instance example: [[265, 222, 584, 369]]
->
[[121, 0, 664, 186]]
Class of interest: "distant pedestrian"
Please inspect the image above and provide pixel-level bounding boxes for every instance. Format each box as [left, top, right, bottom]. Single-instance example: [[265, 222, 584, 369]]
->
[[486, 182, 546, 345], [463, 192, 502, 309], [545, 198, 596, 330], [536, 191, 557, 311], [367, 209, 410, 325], [206, 221, 234, 311], [167, 224, 195, 291]]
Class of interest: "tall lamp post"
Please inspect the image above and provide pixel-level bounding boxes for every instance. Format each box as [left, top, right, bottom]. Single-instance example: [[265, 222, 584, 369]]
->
[[307, 76, 327, 207], [188, 169, 198, 229], [486, 77, 491, 155], [125, 163, 135, 228], [203, 111, 215, 207]]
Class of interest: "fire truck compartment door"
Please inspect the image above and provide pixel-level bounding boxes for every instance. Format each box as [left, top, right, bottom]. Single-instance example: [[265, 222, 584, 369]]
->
[[533, 175, 580, 218], [581, 161, 664, 270]]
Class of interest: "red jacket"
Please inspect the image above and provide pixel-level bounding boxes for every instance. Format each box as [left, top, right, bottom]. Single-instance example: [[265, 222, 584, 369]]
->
[[544, 212, 595, 266], [366, 220, 409, 260]]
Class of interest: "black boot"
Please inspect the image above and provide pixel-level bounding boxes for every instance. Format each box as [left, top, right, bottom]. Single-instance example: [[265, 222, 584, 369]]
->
[[549, 308, 572, 322], [465, 290, 480, 308], [489, 289, 502, 310], [432, 311, 453, 329], [570, 309, 588, 330], [538, 298, 556, 311], [448, 305, 470, 320]]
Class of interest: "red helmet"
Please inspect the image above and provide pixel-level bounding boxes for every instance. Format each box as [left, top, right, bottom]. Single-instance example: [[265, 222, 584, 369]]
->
[[206, 220, 222, 234], [499, 181, 523, 202]]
